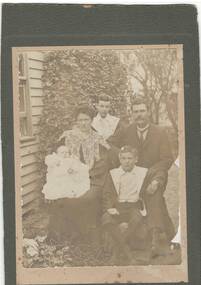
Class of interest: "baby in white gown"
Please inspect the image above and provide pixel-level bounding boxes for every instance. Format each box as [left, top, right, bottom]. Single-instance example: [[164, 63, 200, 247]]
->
[[42, 145, 90, 200]]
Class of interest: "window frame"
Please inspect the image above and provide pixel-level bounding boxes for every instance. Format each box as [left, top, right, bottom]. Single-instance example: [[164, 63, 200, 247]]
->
[[18, 53, 34, 142]]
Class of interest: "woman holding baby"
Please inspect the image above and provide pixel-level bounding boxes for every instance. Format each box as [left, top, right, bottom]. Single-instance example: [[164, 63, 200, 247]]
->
[[43, 106, 119, 243]]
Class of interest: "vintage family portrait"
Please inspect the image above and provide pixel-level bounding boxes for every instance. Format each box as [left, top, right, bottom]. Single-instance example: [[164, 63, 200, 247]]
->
[[12, 45, 187, 284]]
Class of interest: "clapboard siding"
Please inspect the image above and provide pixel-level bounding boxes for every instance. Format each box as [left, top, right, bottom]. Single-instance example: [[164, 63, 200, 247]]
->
[[32, 105, 43, 116], [21, 150, 38, 167], [31, 96, 44, 107], [20, 51, 45, 214], [29, 69, 44, 79], [29, 78, 43, 89], [28, 59, 44, 70], [21, 171, 40, 186], [27, 52, 44, 61], [22, 191, 40, 207], [29, 88, 44, 97], [22, 201, 39, 216], [21, 143, 39, 156], [21, 163, 39, 177], [22, 180, 43, 197], [20, 138, 40, 149]]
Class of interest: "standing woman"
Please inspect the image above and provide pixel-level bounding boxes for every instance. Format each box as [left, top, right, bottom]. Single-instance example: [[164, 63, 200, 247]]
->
[[47, 105, 119, 243]]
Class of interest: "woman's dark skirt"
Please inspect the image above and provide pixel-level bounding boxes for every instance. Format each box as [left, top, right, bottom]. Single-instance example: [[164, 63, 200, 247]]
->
[[47, 187, 102, 241]]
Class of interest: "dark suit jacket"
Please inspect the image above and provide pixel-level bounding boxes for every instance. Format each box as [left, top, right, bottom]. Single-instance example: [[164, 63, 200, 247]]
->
[[108, 123, 174, 190]]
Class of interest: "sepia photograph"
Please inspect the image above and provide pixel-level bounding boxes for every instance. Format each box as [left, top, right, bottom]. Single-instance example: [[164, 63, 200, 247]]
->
[[12, 45, 187, 284]]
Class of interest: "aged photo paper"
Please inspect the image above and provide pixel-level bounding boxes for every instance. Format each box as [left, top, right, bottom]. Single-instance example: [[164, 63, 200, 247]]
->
[[12, 45, 188, 284]]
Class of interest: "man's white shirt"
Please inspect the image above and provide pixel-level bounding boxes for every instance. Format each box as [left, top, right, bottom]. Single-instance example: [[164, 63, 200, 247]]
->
[[110, 166, 148, 203], [92, 113, 120, 139]]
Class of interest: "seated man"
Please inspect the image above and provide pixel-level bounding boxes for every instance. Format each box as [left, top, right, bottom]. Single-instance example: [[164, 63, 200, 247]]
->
[[108, 98, 175, 255], [102, 145, 149, 265]]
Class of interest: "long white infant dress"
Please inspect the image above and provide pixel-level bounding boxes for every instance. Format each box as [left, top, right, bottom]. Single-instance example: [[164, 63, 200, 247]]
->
[[42, 152, 90, 200]]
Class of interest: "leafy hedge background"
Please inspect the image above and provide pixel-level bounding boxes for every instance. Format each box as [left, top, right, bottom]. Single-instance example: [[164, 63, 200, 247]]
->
[[37, 50, 129, 180]]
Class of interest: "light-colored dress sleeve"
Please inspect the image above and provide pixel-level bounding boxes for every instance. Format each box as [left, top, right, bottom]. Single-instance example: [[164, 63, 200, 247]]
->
[[61, 129, 82, 158]]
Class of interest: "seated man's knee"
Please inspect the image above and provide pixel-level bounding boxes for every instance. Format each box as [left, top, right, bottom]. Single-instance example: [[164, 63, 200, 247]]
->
[[119, 222, 128, 233], [129, 210, 143, 229], [144, 189, 163, 206]]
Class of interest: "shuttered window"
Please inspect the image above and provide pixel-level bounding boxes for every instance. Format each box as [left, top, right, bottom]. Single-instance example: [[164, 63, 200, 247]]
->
[[18, 54, 33, 139]]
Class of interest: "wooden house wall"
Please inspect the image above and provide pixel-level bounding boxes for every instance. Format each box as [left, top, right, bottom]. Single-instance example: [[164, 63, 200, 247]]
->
[[20, 52, 44, 215]]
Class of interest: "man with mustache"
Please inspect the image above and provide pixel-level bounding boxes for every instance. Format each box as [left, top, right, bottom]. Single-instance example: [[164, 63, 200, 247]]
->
[[108, 97, 175, 256]]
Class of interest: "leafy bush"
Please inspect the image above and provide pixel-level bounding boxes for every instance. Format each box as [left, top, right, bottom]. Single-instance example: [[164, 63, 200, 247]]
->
[[37, 49, 128, 181]]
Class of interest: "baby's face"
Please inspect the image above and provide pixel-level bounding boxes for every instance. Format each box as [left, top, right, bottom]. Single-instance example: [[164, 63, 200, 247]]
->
[[57, 147, 69, 158]]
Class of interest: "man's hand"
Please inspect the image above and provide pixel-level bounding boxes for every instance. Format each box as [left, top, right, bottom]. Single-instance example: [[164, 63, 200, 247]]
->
[[146, 180, 159, 195], [107, 208, 119, 215]]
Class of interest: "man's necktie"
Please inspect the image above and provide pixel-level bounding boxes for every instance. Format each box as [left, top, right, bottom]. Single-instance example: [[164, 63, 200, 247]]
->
[[138, 130, 145, 145], [138, 126, 149, 145]]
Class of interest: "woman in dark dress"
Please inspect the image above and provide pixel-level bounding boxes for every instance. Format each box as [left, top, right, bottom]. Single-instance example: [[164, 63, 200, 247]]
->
[[47, 106, 119, 242]]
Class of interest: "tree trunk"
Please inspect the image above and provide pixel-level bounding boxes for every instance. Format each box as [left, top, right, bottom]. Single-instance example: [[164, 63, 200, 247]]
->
[[155, 103, 160, 124], [166, 98, 178, 133]]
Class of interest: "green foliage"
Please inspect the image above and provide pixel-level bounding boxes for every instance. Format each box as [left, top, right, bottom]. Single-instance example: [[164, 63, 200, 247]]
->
[[37, 49, 128, 179]]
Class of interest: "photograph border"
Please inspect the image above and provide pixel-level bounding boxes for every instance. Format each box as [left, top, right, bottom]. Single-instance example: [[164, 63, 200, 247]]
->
[[12, 44, 187, 284]]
